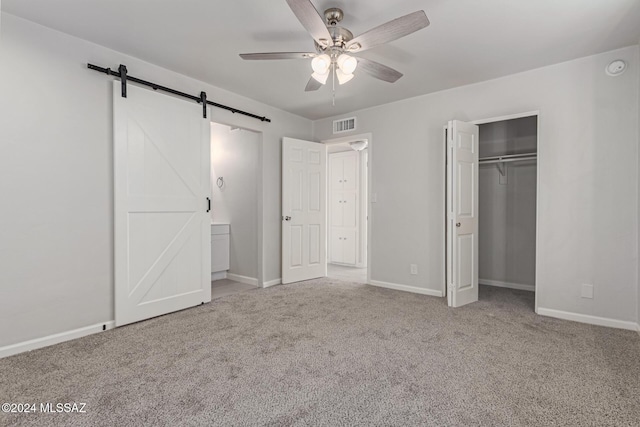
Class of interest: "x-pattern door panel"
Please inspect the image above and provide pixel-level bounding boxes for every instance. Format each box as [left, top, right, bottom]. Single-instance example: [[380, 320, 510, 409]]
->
[[114, 82, 211, 326]]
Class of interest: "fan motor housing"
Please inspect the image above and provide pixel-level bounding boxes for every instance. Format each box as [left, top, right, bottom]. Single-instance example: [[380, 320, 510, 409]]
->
[[315, 26, 354, 52]]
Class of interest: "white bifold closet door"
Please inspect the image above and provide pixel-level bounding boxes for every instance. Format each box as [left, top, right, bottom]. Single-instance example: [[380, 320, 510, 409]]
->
[[446, 120, 479, 308], [114, 81, 211, 327]]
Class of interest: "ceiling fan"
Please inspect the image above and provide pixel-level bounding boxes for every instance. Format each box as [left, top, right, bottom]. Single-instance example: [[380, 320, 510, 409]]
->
[[239, 0, 430, 92]]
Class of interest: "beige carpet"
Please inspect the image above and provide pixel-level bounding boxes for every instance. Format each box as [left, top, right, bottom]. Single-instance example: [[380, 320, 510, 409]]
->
[[1, 279, 639, 426]]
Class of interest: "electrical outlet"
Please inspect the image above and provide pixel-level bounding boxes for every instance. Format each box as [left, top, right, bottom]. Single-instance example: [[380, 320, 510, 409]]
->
[[581, 284, 594, 299], [410, 264, 418, 275]]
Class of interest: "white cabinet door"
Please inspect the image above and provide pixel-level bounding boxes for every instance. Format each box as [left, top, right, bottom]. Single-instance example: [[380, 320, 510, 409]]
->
[[211, 234, 230, 273], [341, 230, 357, 265], [330, 151, 358, 190], [446, 120, 479, 308], [282, 138, 327, 284], [330, 157, 344, 190], [342, 192, 357, 228], [114, 82, 211, 327], [342, 154, 357, 191], [329, 230, 357, 265], [330, 232, 343, 264], [331, 192, 344, 227]]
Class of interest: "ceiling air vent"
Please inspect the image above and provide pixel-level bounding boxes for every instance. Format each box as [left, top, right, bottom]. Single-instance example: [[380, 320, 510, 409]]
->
[[333, 117, 356, 134]]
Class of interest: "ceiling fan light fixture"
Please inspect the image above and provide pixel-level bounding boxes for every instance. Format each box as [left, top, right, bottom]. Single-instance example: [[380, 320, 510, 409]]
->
[[336, 68, 354, 85], [337, 54, 358, 74], [311, 54, 331, 74], [311, 71, 329, 84]]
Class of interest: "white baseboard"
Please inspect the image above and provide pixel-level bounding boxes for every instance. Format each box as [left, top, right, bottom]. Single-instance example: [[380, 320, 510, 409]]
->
[[211, 271, 227, 281], [537, 307, 638, 331], [0, 321, 116, 359], [368, 280, 443, 297], [227, 273, 258, 287], [479, 278, 535, 292], [263, 278, 282, 288]]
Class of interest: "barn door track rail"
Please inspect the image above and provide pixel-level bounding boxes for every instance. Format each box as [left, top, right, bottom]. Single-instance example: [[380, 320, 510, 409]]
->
[[88, 63, 271, 123]]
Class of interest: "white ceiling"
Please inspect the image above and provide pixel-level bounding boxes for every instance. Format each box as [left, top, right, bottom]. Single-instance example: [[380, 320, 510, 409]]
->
[[3, 0, 640, 120]]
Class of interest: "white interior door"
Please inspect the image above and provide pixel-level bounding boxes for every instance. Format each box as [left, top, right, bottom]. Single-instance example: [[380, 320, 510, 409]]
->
[[282, 137, 326, 284], [114, 81, 211, 327], [446, 120, 479, 307]]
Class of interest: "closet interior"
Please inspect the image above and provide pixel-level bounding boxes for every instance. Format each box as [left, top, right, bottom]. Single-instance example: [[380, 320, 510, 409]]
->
[[478, 115, 538, 295]]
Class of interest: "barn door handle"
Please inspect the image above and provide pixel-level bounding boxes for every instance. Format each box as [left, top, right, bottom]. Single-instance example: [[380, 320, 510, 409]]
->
[[206, 197, 211, 212]]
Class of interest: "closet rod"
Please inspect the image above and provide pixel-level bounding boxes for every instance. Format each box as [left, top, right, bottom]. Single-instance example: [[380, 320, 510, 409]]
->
[[479, 152, 537, 162], [479, 156, 537, 165]]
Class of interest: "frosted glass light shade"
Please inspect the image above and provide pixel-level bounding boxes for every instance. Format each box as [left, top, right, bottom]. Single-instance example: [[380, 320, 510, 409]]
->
[[349, 140, 368, 151], [312, 71, 329, 84], [336, 68, 354, 85], [337, 54, 357, 74], [311, 54, 331, 74]]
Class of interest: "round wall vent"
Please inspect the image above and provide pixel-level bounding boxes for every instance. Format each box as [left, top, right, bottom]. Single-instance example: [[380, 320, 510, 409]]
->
[[605, 60, 627, 77]]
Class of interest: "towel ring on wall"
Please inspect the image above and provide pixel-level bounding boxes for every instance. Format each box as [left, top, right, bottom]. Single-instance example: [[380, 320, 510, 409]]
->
[[216, 177, 224, 188]]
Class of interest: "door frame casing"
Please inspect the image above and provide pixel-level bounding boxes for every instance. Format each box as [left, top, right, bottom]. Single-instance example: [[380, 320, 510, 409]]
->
[[444, 110, 540, 313], [322, 132, 372, 284]]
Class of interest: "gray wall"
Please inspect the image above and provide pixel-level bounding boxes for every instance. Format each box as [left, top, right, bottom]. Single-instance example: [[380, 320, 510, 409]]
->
[[210, 123, 259, 280], [313, 45, 640, 324], [0, 13, 312, 348]]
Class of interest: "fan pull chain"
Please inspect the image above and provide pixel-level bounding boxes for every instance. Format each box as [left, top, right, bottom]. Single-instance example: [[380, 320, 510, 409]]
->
[[332, 62, 336, 106]]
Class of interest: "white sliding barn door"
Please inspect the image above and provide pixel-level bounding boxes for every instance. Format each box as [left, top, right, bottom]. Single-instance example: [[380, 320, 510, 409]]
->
[[282, 138, 326, 284], [114, 82, 211, 327], [446, 120, 479, 307]]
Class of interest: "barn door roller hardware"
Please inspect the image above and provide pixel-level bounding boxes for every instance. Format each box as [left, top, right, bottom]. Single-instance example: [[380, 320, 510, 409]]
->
[[87, 63, 271, 123]]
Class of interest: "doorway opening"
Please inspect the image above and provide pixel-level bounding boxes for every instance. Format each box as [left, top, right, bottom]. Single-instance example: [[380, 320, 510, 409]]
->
[[210, 122, 262, 298], [445, 113, 538, 310], [323, 135, 370, 284], [478, 115, 538, 310]]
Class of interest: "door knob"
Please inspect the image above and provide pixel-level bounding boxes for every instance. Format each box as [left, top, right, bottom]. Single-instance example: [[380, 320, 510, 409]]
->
[[284, 216, 291, 221], [456, 222, 461, 227]]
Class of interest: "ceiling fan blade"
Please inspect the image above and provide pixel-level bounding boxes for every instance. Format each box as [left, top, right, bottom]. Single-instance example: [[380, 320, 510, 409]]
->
[[357, 58, 403, 83], [305, 76, 323, 91], [347, 11, 429, 52], [240, 52, 316, 60], [286, 0, 333, 47]]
